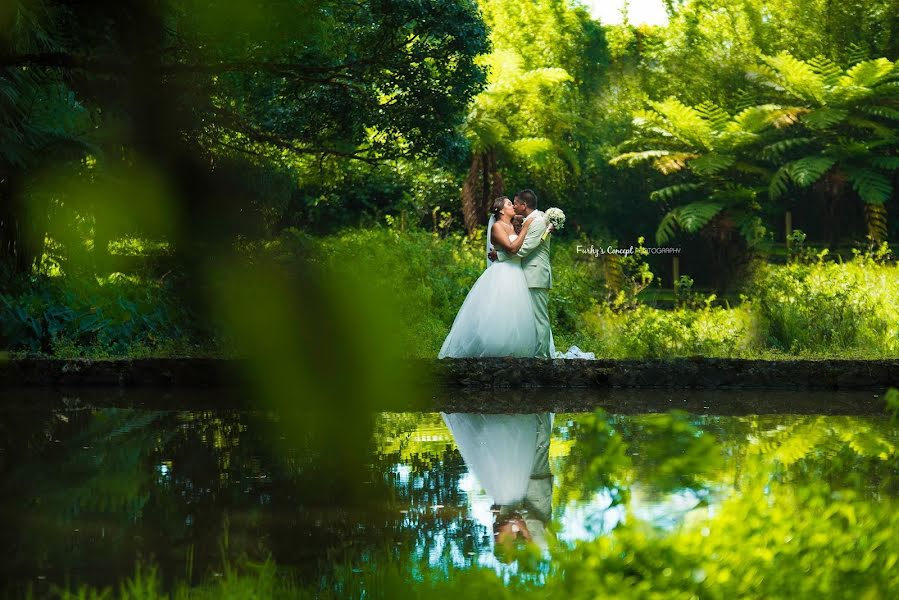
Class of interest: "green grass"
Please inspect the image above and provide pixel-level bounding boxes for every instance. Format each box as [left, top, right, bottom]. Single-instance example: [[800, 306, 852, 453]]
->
[[4, 228, 899, 360]]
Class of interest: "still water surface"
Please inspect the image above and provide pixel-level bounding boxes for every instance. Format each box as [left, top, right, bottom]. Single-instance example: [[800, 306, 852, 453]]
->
[[1, 389, 896, 595]]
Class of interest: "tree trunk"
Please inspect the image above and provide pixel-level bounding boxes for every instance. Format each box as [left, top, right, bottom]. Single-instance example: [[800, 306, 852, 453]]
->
[[461, 149, 504, 234], [0, 177, 41, 277]]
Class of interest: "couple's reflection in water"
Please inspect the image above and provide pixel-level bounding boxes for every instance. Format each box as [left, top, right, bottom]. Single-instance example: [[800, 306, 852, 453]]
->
[[440, 411, 553, 558]]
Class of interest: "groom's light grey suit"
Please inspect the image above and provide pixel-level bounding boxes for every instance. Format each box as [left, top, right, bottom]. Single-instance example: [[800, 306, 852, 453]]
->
[[497, 210, 552, 358]]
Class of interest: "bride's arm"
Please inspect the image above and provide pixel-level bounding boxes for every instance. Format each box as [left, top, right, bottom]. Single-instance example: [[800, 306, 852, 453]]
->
[[508, 218, 532, 252], [491, 220, 531, 253]]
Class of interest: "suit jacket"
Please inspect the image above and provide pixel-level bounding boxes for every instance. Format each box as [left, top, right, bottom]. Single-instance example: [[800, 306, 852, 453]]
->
[[497, 210, 552, 289]]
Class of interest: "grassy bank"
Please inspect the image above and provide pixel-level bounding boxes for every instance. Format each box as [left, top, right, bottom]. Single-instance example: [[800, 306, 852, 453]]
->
[[2, 227, 899, 359]]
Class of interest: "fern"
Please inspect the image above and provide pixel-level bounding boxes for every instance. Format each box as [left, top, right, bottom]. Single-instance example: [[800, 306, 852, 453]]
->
[[695, 101, 731, 131], [858, 105, 899, 121], [769, 165, 791, 200], [802, 107, 848, 130], [654, 152, 698, 174], [731, 104, 785, 133], [609, 150, 671, 167], [870, 156, 899, 170], [688, 152, 735, 175], [656, 210, 682, 245], [512, 137, 555, 163], [842, 58, 895, 88], [761, 52, 825, 103], [788, 157, 836, 187], [808, 55, 843, 87], [648, 97, 714, 149], [845, 167, 893, 204], [650, 183, 704, 202], [846, 42, 870, 66], [844, 116, 897, 139], [761, 137, 814, 160], [679, 201, 724, 233]]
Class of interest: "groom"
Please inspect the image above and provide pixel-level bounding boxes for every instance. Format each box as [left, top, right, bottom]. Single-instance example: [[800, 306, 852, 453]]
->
[[489, 189, 552, 358]]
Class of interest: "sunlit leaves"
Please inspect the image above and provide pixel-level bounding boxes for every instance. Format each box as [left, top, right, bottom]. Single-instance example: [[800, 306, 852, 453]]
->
[[646, 97, 714, 149], [760, 52, 826, 103], [841, 58, 897, 88]]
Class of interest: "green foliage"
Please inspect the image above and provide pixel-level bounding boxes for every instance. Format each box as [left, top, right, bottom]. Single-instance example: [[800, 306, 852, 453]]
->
[[49, 408, 899, 599], [0, 273, 208, 356], [612, 51, 899, 250], [749, 253, 899, 354], [582, 301, 762, 359]]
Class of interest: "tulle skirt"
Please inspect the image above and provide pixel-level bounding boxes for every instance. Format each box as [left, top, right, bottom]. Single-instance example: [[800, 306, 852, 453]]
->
[[438, 260, 537, 358]]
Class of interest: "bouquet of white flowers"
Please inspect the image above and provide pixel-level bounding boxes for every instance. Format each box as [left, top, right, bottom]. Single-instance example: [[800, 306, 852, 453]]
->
[[542, 207, 565, 241]]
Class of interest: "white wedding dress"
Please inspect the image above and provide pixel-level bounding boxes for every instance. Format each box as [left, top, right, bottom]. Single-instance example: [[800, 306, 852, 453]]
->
[[441, 412, 539, 505], [438, 216, 596, 360], [438, 233, 537, 358], [441, 412, 554, 551]]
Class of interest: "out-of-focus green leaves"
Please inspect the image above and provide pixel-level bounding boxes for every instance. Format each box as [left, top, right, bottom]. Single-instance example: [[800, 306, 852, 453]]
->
[[556, 410, 631, 507]]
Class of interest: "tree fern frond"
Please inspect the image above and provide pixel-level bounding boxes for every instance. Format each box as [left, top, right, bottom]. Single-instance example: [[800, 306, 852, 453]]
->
[[678, 201, 725, 233], [732, 162, 772, 177], [844, 116, 897, 140], [688, 152, 735, 175], [709, 185, 757, 207], [654, 152, 698, 174], [695, 101, 731, 131], [730, 104, 784, 133], [760, 52, 825, 103], [733, 88, 758, 112], [801, 108, 848, 130], [761, 137, 814, 160], [657, 209, 681, 244], [771, 107, 809, 128], [858, 104, 899, 121], [609, 149, 671, 167], [841, 58, 895, 88], [769, 165, 791, 200], [870, 156, 899, 170], [647, 97, 713, 148], [846, 42, 870, 66], [808, 55, 843, 87], [788, 157, 836, 187], [845, 167, 893, 204], [650, 183, 704, 202], [511, 137, 555, 163]]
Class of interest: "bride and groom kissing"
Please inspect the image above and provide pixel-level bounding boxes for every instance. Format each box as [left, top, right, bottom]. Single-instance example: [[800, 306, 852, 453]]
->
[[437, 189, 596, 360], [439, 189, 557, 359]]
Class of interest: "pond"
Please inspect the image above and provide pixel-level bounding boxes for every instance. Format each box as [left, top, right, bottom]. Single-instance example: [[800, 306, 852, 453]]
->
[[1, 389, 898, 597]]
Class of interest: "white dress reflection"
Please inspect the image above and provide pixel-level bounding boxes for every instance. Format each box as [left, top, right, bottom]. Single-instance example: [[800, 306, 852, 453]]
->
[[441, 412, 553, 552]]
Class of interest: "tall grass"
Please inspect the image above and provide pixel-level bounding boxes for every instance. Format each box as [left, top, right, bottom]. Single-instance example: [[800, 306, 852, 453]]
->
[[5, 226, 899, 359]]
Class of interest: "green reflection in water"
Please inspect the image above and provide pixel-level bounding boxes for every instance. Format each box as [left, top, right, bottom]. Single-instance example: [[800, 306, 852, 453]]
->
[[2, 408, 898, 597]]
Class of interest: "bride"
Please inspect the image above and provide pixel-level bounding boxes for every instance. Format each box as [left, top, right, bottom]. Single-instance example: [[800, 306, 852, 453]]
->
[[438, 197, 537, 358]]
